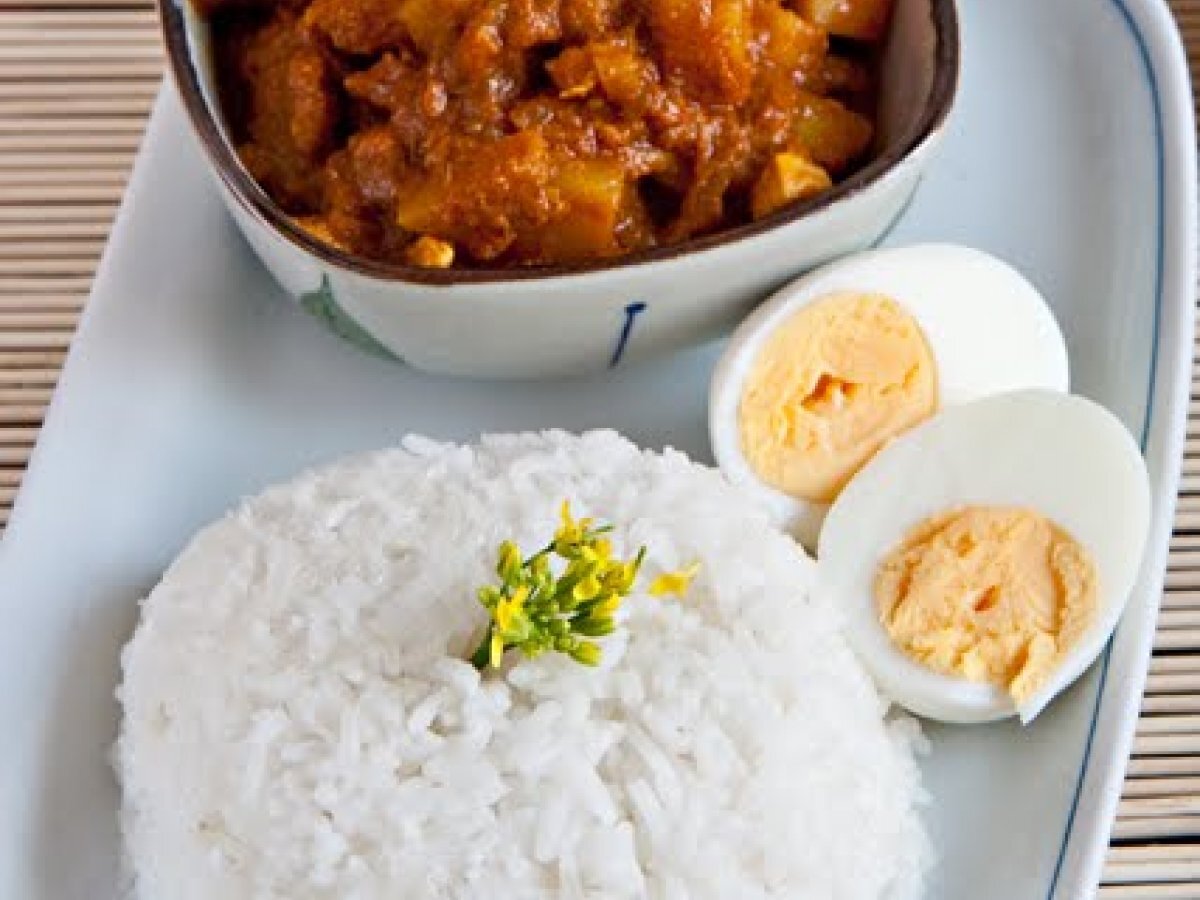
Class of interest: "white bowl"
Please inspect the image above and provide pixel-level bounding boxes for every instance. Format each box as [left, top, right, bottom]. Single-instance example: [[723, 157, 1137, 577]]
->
[[158, 0, 959, 379]]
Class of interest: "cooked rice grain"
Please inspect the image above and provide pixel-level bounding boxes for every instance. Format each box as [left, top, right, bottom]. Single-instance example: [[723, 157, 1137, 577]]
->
[[118, 431, 930, 899]]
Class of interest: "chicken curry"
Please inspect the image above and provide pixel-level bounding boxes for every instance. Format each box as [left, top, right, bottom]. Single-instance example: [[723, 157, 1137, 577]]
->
[[203, 0, 894, 269]]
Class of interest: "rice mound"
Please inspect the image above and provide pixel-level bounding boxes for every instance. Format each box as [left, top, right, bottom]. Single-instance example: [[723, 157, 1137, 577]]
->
[[117, 430, 930, 899]]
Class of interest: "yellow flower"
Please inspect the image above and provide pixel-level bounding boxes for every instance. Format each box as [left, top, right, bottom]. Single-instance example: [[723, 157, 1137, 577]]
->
[[649, 562, 701, 598], [557, 500, 580, 540], [573, 574, 603, 602], [555, 500, 595, 553], [590, 594, 623, 617], [495, 584, 529, 634], [496, 540, 523, 582], [580, 538, 613, 565], [489, 629, 505, 668]]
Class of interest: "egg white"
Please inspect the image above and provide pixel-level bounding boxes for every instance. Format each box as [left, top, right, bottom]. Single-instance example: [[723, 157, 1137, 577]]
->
[[710, 244, 1070, 548], [817, 389, 1151, 724]]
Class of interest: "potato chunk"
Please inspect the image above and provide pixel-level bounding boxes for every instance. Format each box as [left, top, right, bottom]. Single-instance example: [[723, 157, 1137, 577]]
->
[[405, 236, 456, 268], [397, 0, 477, 55], [751, 153, 832, 219], [546, 47, 599, 99], [756, 2, 826, 73], [292, 216, 345, 250], [794, 0, 894, 42], [791, 96, 873, 173], [395, 132, 557, 261], [531, 159, 629, 262], [546, 36, 652, 107], [648, 0, 753, 103], [592, 38, 653, 106]]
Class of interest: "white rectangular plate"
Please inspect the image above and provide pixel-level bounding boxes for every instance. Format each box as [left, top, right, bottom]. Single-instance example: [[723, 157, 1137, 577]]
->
[[0, 1, 1195, 898]]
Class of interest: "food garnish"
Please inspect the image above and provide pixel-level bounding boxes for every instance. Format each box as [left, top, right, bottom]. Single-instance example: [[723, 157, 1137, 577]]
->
[[470, 501, 695, 670]]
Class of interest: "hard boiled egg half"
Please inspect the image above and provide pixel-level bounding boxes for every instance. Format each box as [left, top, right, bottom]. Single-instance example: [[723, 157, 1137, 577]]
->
[[818, 389, 1151, 724], [710, 244, 1069, 548]]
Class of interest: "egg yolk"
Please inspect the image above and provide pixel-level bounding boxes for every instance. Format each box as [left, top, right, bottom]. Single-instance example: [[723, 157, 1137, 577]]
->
[[874, 506, 1098, 705], [738, 292, 938, 503]]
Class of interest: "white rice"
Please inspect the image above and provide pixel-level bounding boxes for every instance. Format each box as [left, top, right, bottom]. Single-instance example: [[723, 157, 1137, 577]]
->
[[117, 430, 930, 899]]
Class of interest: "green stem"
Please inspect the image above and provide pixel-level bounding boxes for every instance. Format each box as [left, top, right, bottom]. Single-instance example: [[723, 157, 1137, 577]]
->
[[524, 544, 555, 567], [470, 625, 495, 670]]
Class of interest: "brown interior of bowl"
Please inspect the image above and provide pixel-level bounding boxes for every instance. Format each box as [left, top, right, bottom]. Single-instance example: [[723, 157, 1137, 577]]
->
[[157, 0, 960, 286]]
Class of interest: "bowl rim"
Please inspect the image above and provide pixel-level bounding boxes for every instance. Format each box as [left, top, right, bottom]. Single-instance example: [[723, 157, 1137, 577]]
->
[[157, 0, 960, 287]]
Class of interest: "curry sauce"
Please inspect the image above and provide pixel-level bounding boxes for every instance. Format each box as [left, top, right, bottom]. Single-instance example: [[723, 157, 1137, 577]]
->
[[204, 0, 893, 268]]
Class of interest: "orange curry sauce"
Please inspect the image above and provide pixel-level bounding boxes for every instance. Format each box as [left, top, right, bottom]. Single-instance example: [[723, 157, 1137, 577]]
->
[[205, 0, 893, 268]]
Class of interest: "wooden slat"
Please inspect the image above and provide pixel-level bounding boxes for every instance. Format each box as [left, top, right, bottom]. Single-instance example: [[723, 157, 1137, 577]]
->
[[1150, 656, 1200, 675], [1120, 778, 1200, 800], [1100, 885, 1200, 899], [1105, 862, 1200, 886], [0, 350, 68, 369], [1141, 695, 1200, 716], [1112, 816, 1200, 842], [0, 368, 61, 386], [0, 207, 119, 223], [1128, 757, 1200, 779]]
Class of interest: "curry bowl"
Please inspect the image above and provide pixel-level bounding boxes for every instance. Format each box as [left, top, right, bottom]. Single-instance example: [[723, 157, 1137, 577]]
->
[[158, 0, 959, 378]]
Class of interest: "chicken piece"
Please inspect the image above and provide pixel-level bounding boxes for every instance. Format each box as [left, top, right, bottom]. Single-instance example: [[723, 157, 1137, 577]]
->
[[751, 152, 832, 218], [667, 116, 752, 241], [287, 48, 336, 158], [561, 0, 625, 40], [756, 2, 827, 74], [506, 0, 564, 49], [396, 128, 647, 264], [302, 0, 407, 54], [591, 36, 655, 107], [546, 34, 654, 108], [395, 131, 558, 261], [647, 0, 753, 104], [345, 54, 453, 159], [398, 0, 477, 55], [322, 149, 384, 256], [346, 126, 405, 207], [794, 0, 894, 42], [452, 5, 519, 99], [235, 17, 338, 211], [342, 52, 415, 113]]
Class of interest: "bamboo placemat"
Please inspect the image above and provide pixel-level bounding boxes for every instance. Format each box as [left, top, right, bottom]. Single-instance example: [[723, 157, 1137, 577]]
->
[[0, 0, 1198, 894]]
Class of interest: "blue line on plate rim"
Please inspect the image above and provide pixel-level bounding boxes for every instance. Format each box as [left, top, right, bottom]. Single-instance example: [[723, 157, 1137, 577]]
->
[[1046, 0, 1166, 895]]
